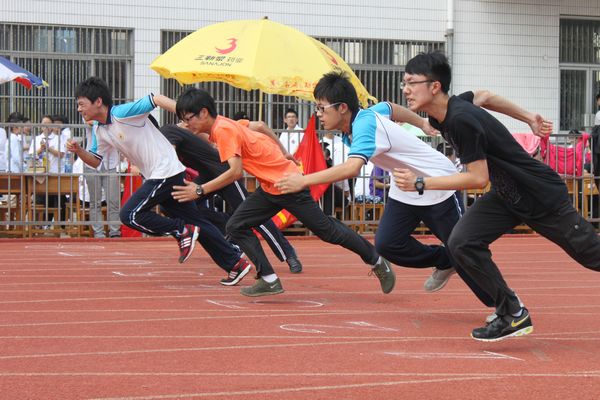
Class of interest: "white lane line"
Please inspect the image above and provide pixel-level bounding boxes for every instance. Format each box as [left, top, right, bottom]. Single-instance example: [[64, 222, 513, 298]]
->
[[280, 321, 397, 334], [384, 350, 524, 361], [1, 371, 599, 378], [0, 338, 474, 360], [83, 377, 522, 400], [112, 270, 202, 276]]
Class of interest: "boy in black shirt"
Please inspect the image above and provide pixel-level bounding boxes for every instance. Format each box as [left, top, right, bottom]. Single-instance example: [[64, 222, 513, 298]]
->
[[394, 51, 600, 342]]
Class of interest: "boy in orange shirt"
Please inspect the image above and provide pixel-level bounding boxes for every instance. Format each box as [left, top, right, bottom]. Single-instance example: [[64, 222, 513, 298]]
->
[[172, 88, 394, 297]]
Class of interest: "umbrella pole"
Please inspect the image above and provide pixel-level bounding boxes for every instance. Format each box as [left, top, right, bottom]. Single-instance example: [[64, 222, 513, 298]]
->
[[258, 90, 263, 121]]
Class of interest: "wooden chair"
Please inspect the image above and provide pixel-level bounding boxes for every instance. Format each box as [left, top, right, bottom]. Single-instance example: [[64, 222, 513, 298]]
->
[[349, 202, 384, 233], [0, 174, 27, 237], [26, 174, 81, 237]]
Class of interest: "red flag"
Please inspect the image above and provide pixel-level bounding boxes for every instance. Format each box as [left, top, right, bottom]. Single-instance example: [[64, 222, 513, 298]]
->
[[272, 114, 328, 229]]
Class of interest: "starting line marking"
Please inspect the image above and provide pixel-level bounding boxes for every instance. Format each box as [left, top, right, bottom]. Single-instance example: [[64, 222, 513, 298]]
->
[[384, 350, 524, 361], [280, 321, 397, 334]]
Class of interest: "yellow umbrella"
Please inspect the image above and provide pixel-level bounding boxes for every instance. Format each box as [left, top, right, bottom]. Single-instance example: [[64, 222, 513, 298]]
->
[[150, 18, 376, 108]]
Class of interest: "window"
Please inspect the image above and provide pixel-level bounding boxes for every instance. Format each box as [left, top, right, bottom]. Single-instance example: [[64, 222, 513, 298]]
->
[[0, 23, 133, 125], [559, 19, 600, 131]]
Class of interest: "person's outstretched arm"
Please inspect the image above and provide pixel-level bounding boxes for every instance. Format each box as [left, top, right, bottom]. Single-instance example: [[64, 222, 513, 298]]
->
[[472, 90, 553, 138]]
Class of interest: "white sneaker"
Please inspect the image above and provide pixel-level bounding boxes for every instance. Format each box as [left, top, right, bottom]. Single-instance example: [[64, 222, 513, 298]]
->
[[423, 267, 456, 292]]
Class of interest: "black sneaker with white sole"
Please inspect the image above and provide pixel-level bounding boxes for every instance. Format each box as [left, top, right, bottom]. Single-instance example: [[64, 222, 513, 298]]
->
[[471, 308, 533, 342]]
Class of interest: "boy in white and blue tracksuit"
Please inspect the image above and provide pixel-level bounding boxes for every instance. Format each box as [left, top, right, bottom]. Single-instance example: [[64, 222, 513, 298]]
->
[[276, 71, 493, 307], [72, 77, 247, 275]]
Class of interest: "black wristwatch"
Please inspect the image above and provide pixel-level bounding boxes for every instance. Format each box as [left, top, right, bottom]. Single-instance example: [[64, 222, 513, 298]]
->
[[195, 184, 205, 197], [414, 177, 425, 195]]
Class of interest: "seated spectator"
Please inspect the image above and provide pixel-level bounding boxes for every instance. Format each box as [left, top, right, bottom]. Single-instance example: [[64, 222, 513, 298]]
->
[[369, 165, 390, 201]]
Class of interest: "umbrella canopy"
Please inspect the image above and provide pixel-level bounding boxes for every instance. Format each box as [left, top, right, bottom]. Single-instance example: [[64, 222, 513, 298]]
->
[[0, 56, 48, 89], [151, 18, 375, 107]]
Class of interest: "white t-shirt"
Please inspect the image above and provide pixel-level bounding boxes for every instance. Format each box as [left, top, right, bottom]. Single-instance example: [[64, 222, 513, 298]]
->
[[595, 110, 600, 126], [5, 132, 23, 172], [0, 128, 7, 171], [279, 124, 303, 155], [89, 95, 184, 179], [344, 102, 457, 206], [84, 125, 120, 170], [28, 132, 66, 173]]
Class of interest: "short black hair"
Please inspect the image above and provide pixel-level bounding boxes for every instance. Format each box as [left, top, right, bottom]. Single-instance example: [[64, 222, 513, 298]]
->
[[596, 93, 600, 101], [314, 71, 360, 114], [284, 108, 298, 117], [52, 114, 69, 124], [75, 77, 113, 108], [6, 111, 24, 123], [405, 51, 451, 94], [176, 87, 217, 119], [232, 110, 249, 120]]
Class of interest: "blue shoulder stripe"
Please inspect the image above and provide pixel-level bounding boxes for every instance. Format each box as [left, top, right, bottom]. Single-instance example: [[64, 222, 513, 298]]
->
[[111, 95, 155, 119], [369, 102, 392, 119], [349, 109, 377, 159]]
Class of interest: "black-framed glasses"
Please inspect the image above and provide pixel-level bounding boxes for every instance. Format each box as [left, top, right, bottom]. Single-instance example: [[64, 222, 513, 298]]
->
[[314, 102, 342, 114], [399, 80, 433, 90], [181, 112, 199, 123]]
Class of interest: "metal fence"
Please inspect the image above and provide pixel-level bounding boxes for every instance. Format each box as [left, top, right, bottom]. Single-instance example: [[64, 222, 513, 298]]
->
[[0, 122, 597, 237]]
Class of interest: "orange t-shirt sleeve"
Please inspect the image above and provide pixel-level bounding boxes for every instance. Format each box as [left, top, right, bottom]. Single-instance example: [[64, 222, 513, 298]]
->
[[213, 123, 243, 163]]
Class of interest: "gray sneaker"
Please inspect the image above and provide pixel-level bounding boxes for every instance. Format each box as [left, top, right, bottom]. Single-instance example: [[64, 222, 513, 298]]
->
[[240, 278, 284, 297], [369, 257, 395, 294], [423, 267, 456, 292]]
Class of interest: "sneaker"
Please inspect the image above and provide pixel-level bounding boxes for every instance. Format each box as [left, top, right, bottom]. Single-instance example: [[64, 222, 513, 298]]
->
[[220, 259, 253, 286], [423, 267, 456, 292], [485, 295, 524, 325], [369, 257, 395, 294], [471, 308, 533, 342], [485, 312, 498, 324], [177, 224, 199, 264], [240, 278, 284, 297], [287, 257, 303, 274]]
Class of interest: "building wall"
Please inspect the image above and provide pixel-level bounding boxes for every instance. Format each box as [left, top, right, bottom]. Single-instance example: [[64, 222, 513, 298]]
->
[[452, 0, 562, 132], [3, 0, 600, 131]]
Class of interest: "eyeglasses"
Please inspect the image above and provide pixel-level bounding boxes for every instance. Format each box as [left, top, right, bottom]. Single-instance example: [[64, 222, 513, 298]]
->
[[399, 80, 433, 90], [314, 102, 342, 114], [181, 112, 199, 123]]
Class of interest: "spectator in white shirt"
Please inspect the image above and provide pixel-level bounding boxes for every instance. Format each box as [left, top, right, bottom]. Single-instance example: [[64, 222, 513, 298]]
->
[[278, 108, 303, 155], [29, 115, 66, 173], [4, 112, 25, 172]]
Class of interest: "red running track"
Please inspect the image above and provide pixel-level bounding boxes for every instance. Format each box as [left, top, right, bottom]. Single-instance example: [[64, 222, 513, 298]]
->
[[0, 235, 599, 399]]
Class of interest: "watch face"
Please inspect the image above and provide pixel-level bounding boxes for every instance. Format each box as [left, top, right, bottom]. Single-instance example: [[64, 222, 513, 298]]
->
[[196, 185, 203, 196]]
